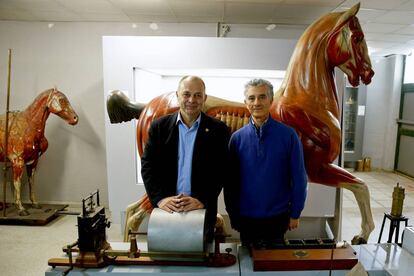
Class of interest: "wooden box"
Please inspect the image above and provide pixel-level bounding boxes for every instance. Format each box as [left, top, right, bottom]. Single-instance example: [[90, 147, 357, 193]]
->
[[251, 246, 358, 271]]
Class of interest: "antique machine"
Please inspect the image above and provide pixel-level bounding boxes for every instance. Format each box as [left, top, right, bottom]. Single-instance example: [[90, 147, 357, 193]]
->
[[48, 190, 236, 274], [48, 190, 111, 269]]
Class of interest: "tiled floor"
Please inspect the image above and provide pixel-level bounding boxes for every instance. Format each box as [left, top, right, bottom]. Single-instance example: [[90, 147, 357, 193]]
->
[[341, 171, 414, 244]]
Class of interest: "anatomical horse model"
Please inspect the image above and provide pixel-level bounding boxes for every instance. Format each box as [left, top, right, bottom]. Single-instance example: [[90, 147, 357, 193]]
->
[[0, 88, 78, 215], [107, 3, 375, 244]]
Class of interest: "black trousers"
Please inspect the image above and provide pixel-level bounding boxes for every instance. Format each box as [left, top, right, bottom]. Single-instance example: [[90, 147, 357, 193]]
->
[[239, 212, 290, 246]]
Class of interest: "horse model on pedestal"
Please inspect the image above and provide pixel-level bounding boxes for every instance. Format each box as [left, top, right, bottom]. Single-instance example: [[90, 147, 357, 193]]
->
[[0, 88, 78, 216], [107, 3, 375, 244]]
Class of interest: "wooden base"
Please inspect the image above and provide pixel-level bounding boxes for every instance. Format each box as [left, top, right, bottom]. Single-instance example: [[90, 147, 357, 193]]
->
[[0, 203, 68, 225], [109, 252, 236, 267], [49, 252, 107, 268], [49, 251, 237, 268], [252, 245, 358, 271]]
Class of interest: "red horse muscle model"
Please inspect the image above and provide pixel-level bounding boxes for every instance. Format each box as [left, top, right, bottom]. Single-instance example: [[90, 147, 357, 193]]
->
[[107, 3, 374, 244], [0, 88, 78, 215]]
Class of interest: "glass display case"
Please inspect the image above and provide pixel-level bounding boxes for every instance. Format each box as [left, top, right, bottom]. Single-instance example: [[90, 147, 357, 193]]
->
[[344, 87, 358, 152], [343, 85, 367, 167]]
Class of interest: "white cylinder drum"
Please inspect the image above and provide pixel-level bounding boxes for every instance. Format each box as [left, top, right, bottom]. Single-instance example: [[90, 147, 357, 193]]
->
[[147, 208, 207, 253]]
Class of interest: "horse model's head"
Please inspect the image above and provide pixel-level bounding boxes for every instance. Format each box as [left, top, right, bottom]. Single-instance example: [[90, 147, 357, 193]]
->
[[47, 88, 78, 125], [327, 3, 374, 86]]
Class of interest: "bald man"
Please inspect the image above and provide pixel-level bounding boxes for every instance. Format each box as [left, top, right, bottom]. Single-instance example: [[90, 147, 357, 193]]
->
[[141, 76, 231, 240]]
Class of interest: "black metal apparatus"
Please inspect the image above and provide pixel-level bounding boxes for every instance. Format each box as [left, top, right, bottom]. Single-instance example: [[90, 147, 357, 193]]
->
[[48, 190, 111, 275], [77, 190, 110, 252]]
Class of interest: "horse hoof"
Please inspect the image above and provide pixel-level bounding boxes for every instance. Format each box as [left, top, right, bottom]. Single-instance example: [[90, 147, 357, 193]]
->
[[32, 203, 42, 209], [18, 209, 30, 216], [351, 236, 367, 245]]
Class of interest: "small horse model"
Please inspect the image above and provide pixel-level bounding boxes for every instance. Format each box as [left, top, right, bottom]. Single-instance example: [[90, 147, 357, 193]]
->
[[0, 88, 78, 216], [107, 3, 375, 244]]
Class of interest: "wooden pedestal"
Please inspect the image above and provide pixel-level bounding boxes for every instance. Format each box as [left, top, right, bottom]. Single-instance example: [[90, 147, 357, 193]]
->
[[0, 203, 68, 225]]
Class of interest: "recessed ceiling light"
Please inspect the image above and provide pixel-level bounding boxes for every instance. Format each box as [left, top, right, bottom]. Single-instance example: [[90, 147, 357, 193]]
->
[[48, 23, 54, 29], [265, 24, 276, 31], [149, 23, 159, 30], [132, 23, 137, 29]]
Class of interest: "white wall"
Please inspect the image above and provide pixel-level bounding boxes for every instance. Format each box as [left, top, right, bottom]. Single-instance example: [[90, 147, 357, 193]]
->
[[363, 55, 403, 170]]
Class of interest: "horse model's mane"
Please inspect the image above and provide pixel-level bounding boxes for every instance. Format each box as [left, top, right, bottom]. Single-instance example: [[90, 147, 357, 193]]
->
[[277, 11, 354, 117], [276, 13, 341, 104], [24, 88, 55, 112]]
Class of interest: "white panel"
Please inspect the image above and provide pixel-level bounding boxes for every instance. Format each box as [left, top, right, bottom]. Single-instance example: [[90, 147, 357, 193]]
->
[[396, 1, 414, 10], [340, 0, 408, 10], [224, 2, 276, 22], [372, 11, 414, 25], [169, 0, 223, 16], [103, 36, 338, 224], [283, 0, 342, 6], [365, 34, 413, 43], [11, 0, 63, 10], [28, 10, 81, 21], [57, 0, 119, 13], [396, 25, 414, 35], [77, 12, 131, 21], [114, 0, 173, 14], [362, 23, 406, 33], [273, 5, 331, 20]]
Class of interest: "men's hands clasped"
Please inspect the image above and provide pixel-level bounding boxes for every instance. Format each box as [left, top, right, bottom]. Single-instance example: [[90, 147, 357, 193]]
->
[[158, 193, 204, 213]]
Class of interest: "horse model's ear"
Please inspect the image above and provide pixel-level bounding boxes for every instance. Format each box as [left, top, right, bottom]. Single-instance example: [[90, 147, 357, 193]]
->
[[332, 2, 360, 31], [53, 85, 57, 92]]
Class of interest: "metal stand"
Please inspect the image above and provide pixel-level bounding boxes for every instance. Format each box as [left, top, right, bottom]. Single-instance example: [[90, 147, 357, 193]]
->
[[377, 213, 409, 245]]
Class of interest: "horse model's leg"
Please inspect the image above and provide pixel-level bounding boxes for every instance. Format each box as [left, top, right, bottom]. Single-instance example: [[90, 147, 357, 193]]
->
[[124, 195, 154, 242], [26, 164, 41, 209], [11, 158, 29, 216], [312, 163, 374, 244], [339, 182, 375, 244], [125, 207, 151, 242]]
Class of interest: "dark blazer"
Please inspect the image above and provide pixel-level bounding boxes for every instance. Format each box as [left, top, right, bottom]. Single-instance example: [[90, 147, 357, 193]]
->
[[141, 111, 230, 234]]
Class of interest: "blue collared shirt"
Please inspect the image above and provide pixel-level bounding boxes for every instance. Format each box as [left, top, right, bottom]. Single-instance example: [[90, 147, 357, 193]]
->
[[176, 113, 201, 196]]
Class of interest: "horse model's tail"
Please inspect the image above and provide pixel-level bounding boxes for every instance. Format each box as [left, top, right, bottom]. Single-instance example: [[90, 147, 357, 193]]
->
[[106, 90, 146, 123]]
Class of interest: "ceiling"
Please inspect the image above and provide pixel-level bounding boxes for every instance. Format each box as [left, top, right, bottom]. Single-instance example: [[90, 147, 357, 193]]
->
[[1, 0, 414, 57]]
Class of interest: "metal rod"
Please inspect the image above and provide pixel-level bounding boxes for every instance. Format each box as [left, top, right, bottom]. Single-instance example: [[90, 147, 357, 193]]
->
[[96, 189, 100, 206], [104, 249, 208, 259], [2, 49, 12, 217]]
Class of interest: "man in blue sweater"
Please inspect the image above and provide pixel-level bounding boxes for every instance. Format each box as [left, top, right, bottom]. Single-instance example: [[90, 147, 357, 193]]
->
[[226, 78, 307, 246]]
